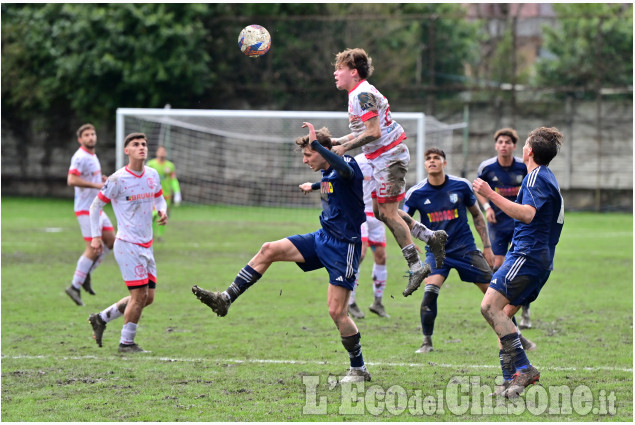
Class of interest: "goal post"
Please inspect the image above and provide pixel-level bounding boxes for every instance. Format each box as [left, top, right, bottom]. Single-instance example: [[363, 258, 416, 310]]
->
[[115, 108, 462, 209]]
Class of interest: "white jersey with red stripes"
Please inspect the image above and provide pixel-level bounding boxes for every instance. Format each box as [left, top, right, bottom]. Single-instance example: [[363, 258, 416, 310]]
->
[[354, 153, 374, 213], [96, 166, 163, 246], [68, 147, 103, 215], [347, 80, 406, 160]]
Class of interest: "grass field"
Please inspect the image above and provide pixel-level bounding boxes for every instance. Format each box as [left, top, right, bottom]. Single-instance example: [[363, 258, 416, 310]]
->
[[1, 196, 632, 421]]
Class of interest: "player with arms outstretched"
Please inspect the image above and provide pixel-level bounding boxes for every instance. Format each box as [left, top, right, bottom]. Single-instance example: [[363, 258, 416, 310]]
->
[[65, 123, 115, 306], [88, 133, 167, 353], [330, 48, 446, 298], [192, 122, 372, 383], [473, 127, 564, 398]]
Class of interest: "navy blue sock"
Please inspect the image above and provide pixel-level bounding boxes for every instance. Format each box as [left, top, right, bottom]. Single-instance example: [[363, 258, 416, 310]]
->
[[500, 333, 531, 371], [420, 284, 439, 336], [499, 349, 514, 381], [341, 332, 364, 368], [226, 264, 262, 302]]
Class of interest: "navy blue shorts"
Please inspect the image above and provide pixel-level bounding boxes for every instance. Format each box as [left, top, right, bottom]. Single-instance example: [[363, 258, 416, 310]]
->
[[287, 229, 361, 291], [489, 253, 551, 306], [425, 250, 492, 284], [488, 222, 514, 257]]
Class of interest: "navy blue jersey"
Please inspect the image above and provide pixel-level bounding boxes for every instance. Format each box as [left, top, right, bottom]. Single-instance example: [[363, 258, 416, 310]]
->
[[319, 155, 365, 243], [510, 166, 564, 269], [477, 156, 527, 232], [404, 175, 478, 257]]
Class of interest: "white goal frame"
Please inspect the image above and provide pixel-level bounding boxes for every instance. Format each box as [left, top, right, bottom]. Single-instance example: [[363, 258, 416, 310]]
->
[[116, 108, 431, 182]]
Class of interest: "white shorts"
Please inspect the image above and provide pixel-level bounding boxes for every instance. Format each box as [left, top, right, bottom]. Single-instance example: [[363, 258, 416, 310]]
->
[[368, 143, 410, 203], [113, 239, 157, 288], [361, 214, 387, 247], [76, 212, 114, 241]]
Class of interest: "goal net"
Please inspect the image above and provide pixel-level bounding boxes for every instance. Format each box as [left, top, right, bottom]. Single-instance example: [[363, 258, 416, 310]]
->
[[116, 108, 462, 211]]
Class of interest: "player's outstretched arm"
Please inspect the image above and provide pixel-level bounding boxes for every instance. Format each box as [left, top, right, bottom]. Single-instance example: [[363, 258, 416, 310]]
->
[[473, 178, 536, 224]]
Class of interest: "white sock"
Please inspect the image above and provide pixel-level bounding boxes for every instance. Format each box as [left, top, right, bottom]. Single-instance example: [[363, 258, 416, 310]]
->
[[372, 263, 387, 298], [411, 221, 434, 242], [100, 302, 124, 323], [349, 275, 359, 305], [72, 256, 94, 290], [120, 322, 138, 345]]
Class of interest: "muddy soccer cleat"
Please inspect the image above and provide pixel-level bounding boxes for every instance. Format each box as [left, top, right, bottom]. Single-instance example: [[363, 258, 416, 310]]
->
[[369, 298, 389, 318], [415, 335, 434, 353], [82, 273, 96, 295], [88, 313, 107, 347], [428, 230, 448, 269], [519, 335, 537, 351], [519, 305, 532, 329], [347, 302, 365, 319], [504, 366, 540, 398], [192, 285, 231, 317], [340, 368, 372, 383], [402, 263, 432, 297], [118, 343, 148, 353], [65, 285, 84, 306], [489, 380, 512, 397]]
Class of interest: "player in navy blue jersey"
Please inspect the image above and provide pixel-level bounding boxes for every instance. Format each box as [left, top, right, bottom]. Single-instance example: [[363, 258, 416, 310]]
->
[[402, 147, 495, 354], [192, 122, 371, 383], [473, 127, 564, 398], [476, 128, 534, 330]]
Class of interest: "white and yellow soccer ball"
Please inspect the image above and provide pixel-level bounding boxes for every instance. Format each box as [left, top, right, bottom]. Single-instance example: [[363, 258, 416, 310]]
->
[[238, 24, 271, 57]]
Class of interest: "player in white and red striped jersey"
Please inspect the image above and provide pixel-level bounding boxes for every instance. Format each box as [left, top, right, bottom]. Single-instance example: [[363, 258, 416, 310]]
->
[[331, 48, 447, 299], [65, 124, 115, 306], [87, 133, 167, 353], [347, 154, 390, 319]]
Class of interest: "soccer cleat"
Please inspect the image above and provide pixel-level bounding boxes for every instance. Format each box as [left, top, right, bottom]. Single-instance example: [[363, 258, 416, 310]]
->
[[402, 263, 432, 297], [369, 298, 390, 318], [347, 302, 365, 319], [82, 273, 96, 295], [519, 305, 532, 329], [65, 285, 84, 306], [504, 366, 540, 398], [340, 367, 372, 383], [118, 343, 148, 353], [192, 285, 230, 317], [428, 230, 448, 269], [519, 335, 537, 351], [415, 335, 434, 353], [489, 380, 512, 397], [88, 313, 106, 347]]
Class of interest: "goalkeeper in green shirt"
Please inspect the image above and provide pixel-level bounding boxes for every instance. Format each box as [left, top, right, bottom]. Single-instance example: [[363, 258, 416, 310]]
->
[[147, 146, 181, 240]]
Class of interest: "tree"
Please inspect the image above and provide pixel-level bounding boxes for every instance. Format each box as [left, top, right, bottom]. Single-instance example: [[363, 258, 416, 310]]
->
[[2, 4, 212, 141], [535, 3, 633, 94]]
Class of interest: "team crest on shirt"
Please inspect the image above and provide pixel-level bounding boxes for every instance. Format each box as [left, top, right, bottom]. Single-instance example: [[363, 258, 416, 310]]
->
[[147, 177, 156, 189], [449, 193, 458, 203], [516, 174, 524, 183]]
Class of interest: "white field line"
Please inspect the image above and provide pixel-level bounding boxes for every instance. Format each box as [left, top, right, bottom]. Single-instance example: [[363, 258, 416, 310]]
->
[[4, 354, 632, 373]]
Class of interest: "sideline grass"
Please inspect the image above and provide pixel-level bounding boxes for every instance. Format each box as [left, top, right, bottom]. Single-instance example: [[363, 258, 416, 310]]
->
[[1, 197, 632, 421]]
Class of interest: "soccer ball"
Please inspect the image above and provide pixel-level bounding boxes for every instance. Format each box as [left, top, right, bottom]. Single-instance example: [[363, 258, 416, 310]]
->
[[238, 25, 271, 57]]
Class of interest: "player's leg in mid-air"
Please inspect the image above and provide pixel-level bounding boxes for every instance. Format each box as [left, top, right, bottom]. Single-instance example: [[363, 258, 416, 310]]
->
[[192, 229, 371, 381], [368, 146, 447, 297]]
